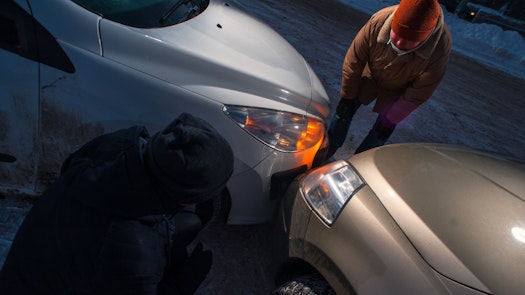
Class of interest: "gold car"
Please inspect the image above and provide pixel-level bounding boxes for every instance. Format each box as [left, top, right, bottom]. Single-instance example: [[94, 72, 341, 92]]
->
[[273, 143, 525, 295]]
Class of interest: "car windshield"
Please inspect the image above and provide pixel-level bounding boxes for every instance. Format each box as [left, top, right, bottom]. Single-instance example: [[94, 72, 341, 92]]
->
[[72, 0, 209, 28]]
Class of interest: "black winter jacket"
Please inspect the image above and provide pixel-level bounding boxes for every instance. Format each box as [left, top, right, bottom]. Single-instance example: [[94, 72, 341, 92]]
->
[[0, 126, 192, 295]]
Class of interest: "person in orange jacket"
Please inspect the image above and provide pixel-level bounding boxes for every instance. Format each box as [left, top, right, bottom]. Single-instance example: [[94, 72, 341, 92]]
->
[[326, 0, 452, 157]]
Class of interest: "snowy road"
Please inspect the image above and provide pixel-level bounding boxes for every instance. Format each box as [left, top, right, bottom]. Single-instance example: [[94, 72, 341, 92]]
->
[[1, 0, 524, 294]]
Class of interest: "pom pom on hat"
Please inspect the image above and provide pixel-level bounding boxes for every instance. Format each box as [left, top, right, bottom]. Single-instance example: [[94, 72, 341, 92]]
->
[[392, 0, 441, 42]]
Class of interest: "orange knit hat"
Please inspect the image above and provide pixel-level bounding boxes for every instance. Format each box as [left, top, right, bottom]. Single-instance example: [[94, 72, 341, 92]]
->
[[392, 0, 441, 42]]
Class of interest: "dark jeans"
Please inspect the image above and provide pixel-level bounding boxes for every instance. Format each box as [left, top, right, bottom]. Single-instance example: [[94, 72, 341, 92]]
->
[[354, 114, 396, 154], [314, 98, 397, 166]]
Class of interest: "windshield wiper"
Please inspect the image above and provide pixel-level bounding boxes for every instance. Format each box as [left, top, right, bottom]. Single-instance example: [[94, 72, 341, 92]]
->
[[181, 6, 199, 22], [159, 0, 190, 24]]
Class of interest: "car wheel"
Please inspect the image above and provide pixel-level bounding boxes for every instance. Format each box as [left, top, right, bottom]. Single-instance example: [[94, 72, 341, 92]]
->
[[273, 273, 335, 295], [195, 189, 230, 227]]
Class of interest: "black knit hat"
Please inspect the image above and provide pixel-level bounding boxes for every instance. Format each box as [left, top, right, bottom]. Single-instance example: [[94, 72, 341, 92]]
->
[[146, 113, 234, 204]]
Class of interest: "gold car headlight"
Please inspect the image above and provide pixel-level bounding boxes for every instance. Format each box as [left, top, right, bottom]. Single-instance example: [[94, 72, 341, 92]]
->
[[223, 105, 325, 152], [302, 160, 364, 225]]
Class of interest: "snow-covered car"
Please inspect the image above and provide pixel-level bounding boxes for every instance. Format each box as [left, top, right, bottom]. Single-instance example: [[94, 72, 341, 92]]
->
[[273, 143, 525, 295], [443, 0, 525, 37], [456, 2, 525, 37], [0, 0, 330, 224]]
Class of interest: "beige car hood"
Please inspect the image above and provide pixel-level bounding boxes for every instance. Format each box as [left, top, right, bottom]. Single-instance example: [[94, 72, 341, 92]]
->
[[351, 144, 525, 295]]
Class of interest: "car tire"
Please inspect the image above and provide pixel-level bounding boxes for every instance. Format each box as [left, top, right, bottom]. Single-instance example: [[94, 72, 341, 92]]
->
[[195, 189, 230, 228], [273, 273, 335, 295]]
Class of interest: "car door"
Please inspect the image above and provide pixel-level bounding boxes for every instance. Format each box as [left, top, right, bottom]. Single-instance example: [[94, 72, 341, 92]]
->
[[0, 0, 40, 190], [0, 0, 75, 191]]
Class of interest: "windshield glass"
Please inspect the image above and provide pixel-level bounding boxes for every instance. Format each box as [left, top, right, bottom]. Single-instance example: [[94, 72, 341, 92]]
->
[[72, 0, 209, 28]]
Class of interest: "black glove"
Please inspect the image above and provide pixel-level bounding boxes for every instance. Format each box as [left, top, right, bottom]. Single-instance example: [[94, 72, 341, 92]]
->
[[335, 98, 361, 120], [169, 243, 212, 295], [195, 198, 215, 228], [324, 98, 361, 159], [168, 211, 203, 264]]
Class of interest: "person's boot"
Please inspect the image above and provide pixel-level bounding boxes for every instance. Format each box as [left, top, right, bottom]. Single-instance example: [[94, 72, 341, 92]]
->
[[354, 129, 387, 154]]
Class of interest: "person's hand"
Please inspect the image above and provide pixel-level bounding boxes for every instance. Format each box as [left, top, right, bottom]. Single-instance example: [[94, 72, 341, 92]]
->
[[335, 98, 360, 120], [173, 243, 213, 295]]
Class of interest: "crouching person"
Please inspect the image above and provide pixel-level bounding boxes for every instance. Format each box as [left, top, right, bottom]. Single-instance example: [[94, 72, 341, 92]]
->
[[0, 113, 234, 295]]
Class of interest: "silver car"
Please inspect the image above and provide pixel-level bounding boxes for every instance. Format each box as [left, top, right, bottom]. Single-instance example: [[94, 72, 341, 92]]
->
[[273, 143, 525, 295], [0, 0, 330, 224]]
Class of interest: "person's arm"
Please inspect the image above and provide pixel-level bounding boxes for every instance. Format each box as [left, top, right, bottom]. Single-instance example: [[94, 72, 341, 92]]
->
[[84, 218, 167, 295], [340, 18, 374, 100]]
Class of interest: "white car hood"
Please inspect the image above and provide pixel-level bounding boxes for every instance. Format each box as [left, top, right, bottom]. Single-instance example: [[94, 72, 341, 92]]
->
[[98, 1, 328, 116]]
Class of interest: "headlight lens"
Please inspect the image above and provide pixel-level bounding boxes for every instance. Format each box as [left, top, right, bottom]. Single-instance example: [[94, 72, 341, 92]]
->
[[302, 160, 364, 225], [223, 105, 325, 152]]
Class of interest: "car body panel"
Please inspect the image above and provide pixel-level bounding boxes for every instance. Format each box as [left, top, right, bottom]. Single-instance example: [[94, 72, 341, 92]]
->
[[98, 2, 323, 115], [29, 0, 102, 55], [0, 50, 39, 189], [0, 0, 330, 224], [350, 144, 525, 294], [275, 143, 525, 294], [281, 181, 451, 294]]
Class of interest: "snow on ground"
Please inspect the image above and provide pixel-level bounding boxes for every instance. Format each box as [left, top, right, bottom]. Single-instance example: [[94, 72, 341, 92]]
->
[[339, 0, 525, 79], [0, 194, 33, 269]]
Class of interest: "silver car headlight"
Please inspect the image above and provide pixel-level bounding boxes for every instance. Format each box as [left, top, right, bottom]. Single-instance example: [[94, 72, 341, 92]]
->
[[302, 160, 364, 225], [223, 105, 325, 152]]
